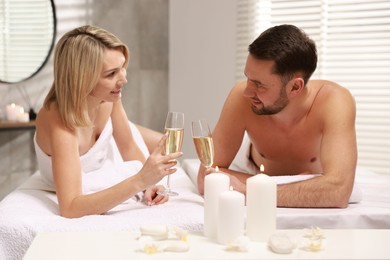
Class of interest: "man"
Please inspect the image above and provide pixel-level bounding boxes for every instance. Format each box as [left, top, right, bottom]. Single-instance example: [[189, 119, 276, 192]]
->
[[197, 24, 357, 208]]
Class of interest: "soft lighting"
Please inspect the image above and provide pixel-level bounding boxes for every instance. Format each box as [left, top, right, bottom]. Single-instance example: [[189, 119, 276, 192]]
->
[[229, 186, 233, 191], [215, 166, 219, 172]]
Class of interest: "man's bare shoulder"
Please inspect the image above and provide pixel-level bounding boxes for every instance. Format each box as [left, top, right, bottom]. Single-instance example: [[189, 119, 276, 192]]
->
[[229, 80, 247, 96], [310, 79, 353, 98], [309, 79, 355, 108], [309, 79, 356, 123], [221, 80, 251, 113], [231, 80, 253, 107]]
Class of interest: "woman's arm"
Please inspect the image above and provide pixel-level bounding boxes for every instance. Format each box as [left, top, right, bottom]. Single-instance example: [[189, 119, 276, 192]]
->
[[51, 122, 179, 218], [111, 100, 146, 162]]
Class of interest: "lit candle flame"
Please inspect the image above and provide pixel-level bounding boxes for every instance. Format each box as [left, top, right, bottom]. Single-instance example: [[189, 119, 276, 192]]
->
[[260, 164, 265, 173], [215, 166, 219, 172]]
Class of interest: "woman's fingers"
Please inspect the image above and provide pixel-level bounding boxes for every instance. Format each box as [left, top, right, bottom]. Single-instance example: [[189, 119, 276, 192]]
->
[[164, 167, 177, 175], [152, 193, 168, 204], [144, 185, 169, 206], [154, 195, 169, 205], [154, 134, 168, 155], [165, 151, 183, 162], [139, 135, 183, 188], [153, 135, 183, 160]]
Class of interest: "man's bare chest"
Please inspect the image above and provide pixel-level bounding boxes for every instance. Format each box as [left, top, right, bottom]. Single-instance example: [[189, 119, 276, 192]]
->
[[247, 122, 322, 166]]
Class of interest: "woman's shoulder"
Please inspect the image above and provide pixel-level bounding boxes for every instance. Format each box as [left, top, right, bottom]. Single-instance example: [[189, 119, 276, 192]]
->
[[35, 104, 77, 155], [35, 104, 63, 129]]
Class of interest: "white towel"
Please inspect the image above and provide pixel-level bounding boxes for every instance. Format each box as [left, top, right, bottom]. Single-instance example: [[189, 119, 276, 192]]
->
[[79, 120, 150, 196], [230, 132, 362, 203], [29, 120, 151, 201]]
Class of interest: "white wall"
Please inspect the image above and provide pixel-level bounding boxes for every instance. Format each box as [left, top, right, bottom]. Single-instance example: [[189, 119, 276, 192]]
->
[[169, 0, 238, 159]]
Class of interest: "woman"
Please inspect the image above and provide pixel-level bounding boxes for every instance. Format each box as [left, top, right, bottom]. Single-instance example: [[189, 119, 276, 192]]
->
[[34, 25, 181, 218]]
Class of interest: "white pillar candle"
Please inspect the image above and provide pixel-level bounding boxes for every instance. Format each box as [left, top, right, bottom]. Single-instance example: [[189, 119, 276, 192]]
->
[[217, 187, 245, 245], [6, 103, 21, 121], [204, 172, 230, 239], [17, 112, 29, 122], [246, 173, 277, 242]]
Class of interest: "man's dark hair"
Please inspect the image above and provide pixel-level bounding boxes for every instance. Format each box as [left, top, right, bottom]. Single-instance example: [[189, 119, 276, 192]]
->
[[248, 24, 317, 85]]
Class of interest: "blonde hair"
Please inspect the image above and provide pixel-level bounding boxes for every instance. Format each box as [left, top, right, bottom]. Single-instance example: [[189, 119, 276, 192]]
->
[[44, 25, 129, 129]]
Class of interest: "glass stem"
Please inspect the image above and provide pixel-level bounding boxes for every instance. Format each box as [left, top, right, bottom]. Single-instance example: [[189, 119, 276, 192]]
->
[[166, 175, 171, 191]]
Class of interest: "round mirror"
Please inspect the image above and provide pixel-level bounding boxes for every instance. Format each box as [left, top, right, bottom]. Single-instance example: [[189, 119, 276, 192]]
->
[[0, 0, 56, 84]]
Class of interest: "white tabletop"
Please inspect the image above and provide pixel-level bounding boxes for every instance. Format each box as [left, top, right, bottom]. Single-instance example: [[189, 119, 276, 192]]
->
[[24, 229, 390, 260]]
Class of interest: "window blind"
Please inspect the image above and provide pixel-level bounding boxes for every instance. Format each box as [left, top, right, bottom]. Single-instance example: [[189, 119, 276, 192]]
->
[[235, 0, 390, 175], [0, 0, 54, 82]]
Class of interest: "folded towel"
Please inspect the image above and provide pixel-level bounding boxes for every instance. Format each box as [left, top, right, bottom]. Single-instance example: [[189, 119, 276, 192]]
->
[[230, 132, 362, 203]]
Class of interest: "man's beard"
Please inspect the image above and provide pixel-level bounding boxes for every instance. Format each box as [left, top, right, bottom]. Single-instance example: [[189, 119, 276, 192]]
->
[[251, 86, 289, 115]]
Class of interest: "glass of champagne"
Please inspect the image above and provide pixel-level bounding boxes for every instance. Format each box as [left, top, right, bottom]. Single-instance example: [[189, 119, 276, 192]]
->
[[191, 119, 214, 169], [158, 111, 184, 196]]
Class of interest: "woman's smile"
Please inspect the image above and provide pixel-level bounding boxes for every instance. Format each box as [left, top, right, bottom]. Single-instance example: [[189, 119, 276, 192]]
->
[[110, 88, 122, 96]]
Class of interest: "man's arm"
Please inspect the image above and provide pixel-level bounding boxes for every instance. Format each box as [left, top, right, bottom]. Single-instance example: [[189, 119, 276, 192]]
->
[[197, 82, 249, 194], [278, 85, 357, 208]]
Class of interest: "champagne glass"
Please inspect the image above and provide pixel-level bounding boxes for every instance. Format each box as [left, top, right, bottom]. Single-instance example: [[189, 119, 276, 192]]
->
[[158, 111, 184, 196], [191, 119, 214, 169]]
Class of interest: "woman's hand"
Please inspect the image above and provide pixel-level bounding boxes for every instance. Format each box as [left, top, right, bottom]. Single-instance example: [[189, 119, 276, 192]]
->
[[137, 134, 183, 189], [143, 185, 169, 206]]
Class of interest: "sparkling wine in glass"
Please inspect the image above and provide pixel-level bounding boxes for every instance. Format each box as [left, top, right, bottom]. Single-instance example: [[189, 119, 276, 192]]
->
[[191, 119, 214, 169], [158, 111, 184, 196]]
